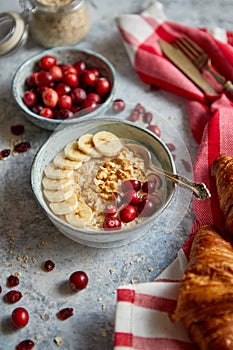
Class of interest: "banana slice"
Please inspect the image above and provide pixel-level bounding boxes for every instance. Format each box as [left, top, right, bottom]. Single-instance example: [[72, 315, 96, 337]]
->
[[42, 176, 74, 191], [77, 134, 101, 158], [64, 141, 91, 162], [44, 163, 73, 179], [43, 186, 74, 203], [53, 152, 83, 170], [49, 193, 78, 215], [65, 200, 93, 228], [92, 131, 123, 157]]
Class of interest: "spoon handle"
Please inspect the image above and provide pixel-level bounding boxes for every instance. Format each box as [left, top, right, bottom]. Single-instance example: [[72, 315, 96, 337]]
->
[[151, 164, 211, 200]]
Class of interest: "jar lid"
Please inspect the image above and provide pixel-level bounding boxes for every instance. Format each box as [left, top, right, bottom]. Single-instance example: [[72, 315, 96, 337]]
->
[[0, 11, 28, 56]]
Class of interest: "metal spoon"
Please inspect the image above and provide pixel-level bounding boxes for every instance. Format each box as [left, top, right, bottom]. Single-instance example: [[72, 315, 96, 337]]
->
[[127, 143, 211, 200]]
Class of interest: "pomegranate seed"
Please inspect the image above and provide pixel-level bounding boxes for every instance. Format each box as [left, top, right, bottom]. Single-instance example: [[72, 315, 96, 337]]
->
[[14, 142, 31, 153], [57, 307, 74, 320], [4, 290, 22, 303], [112, 99, 125, 113], [103, 216, 122, 230], [69, 271, 88, 291], [11, 124, 25, 135], [11, 307, 29, 328], [16, 339, 35, 350], [7, 275, 19, 288], [0, 149, 10, 159], [44, 260, 55, 272], [119, 205, 137, 223]]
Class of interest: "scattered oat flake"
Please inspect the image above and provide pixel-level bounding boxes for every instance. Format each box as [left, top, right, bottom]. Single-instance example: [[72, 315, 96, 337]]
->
[[41, 240, 47, 246], [34, 335, 40, 340], [97, 297, 102, 301], [40, 314, 46, 320], [100, 331, 107, 337], [101, 304, 106, 310], [21, 263, 28, 269], [131, 279, 137, 284], [109, 268, 115, 274], [147, 267, 153, 272], [54, 337, 63, 346]]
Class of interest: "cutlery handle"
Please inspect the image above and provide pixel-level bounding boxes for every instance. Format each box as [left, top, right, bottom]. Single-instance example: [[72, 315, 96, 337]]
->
[[206, 66, 233, 101]]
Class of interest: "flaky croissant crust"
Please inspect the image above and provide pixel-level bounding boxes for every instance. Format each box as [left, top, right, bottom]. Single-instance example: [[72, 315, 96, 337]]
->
[[171, 225, 233, 350]]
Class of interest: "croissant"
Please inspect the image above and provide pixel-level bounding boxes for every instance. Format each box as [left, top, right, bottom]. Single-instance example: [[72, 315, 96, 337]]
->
[[211, 154, 233, 235], [170, 225, 233, 350]]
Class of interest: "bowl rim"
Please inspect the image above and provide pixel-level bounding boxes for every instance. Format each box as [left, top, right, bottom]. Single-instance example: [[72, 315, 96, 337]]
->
[[30, 117, 177, 238], [11, 46, 116, 126]]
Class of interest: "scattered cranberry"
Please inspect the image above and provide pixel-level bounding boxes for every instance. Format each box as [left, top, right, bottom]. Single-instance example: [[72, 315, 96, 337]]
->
[[16, 339, 35, 350], [121, 179, 141, 192], [119, 205, 137, 223], [69, 271, 88, 291], [112, 99, 125, 113], [134, 103, 146, 114], [7, 275, 19, 288], [128, 110, 140, 122], [143, 112, 153, 124], [103, 216, 122, 230], [39, 55, 57, 70], [44, 259, 55, 272], [124, 190, 141, 205], [14, 141, 31, 153], [0, 149, 10, 159], [11, 124, 25, 135], [57, 307, 74, 320], [11, 307, 29, 328], [23, 91, 37, 108], [104, 204, 118, 216], [166, 143, 176, 152], [4, 290, 22, 303], [147, 124, 161, 137]]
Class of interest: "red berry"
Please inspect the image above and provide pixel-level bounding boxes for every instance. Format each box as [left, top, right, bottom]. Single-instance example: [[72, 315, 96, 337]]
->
[[80, 99, 98, 112], [137, 198, 157, 217], [49, 65, 63, 81], [124, 189, 141, 205], [42, 88, 58, 108], [44, 259, 55, 272], [119, 205, 137, 223], [40, 107, 53, 119], [57, 307, 74, 320], [32, 104, 43, 115], [142, 181, 156, 193], [143, 112, 153, 124], [128, 110, 140, 122], [112, 99, 125, 113], [27, 72, 39, 87], [73, 60, 86, 75], [11, 124, 25, 135], [147, 124, 161, 137], [113, 192, 124, 208], [0, 149, 10, 159], [14, 141, 31, 153], [11, 307, 29, 328], [86, 93, 101, 104], [4, 290, 22, 303], [90, 68, 100, 78], [70, 88, 87, 104], [80, 70, 96, 87], [16, 339, 35, 350], [39, 55, 57, 70], [23, 91, 37, 108], [57, 108, 73, 120], [55, 82, 71, 96], [58, 95, 72, 110], [95, 77, 111, 97], [7, 275, 19, 288], [121, 179, 141, 192], [147, 172, 162, 190], [134, 103, 146, 114], [35, 71, 53, 86], [69, 271, 88, 291], [62, 73, 79, 87], [103, 216, 121, 230], [63, 65, 78, 75], [104, 204, 118, 216]]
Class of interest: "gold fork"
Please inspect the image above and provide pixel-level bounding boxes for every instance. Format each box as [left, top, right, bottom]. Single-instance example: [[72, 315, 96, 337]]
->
[[173, 36, 233, 97]]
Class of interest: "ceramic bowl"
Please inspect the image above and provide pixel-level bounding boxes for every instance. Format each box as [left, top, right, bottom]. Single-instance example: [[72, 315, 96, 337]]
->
[[12, 47, 116, 130], [31, 117, 176, 248]]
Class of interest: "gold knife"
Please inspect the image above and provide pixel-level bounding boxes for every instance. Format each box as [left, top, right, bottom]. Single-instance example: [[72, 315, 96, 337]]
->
[[158, 39, 216, 95]]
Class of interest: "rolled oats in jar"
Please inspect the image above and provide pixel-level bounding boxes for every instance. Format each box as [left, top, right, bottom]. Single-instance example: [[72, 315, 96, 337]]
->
[[29, 0, 90, 47]]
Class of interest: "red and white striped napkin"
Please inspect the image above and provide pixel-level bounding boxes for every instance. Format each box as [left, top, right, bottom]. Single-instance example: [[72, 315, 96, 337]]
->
[[114, 1, 233, 349]]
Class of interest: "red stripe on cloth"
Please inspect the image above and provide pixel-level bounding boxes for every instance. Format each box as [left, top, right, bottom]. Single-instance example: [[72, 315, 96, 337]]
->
[[114, 333, 197, 350], [117, 288, 177, 313], [118, 27, 141, 47]]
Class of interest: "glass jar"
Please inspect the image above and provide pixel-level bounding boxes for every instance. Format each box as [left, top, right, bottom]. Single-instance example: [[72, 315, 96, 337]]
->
[[28, 0, 90, 48]]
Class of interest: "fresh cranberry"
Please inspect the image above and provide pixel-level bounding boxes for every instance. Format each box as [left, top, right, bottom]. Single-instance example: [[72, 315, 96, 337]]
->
[[4, 290, 22, 303], [11, 307, 29, 328], [119, 205, 137, 223], [128, 110, 140, 122], [121, 179, 141, 192], [32, 104, 43, 115], [147, 124, 161, 137], [39, 55, 57, 70], [42, 88, 58, 108], [142, 181, 156, 193], [80, 70, 96, 87], [40, 107, 53, 119], [73, 60, 86, 75], [35, 71, 53, 86], [57, 307, 74, 320], [44, 259, 55, 272], [80, 99, 98, 112], [55, 82, 71, 96], [70, 88, 87, 104], [37, 85, 48, 95], [0, 149, 11, 159], [112, 99, 125, 113], [86, 93, 101, 104], [23, 91, 37, 108], [113, 192, 124, 208], [69, 271, 88, 291], [95, 77, 111, 97], [62, 73, 79, 87], [71, 105, 81, 114], [7, 275, 19, 288], [26, 72, 39, 87], [49, 65, 63, 81], [103, 216, 121, 230], [134, 103, 146, 114], [90, 68, 100, 78], [62, 65, 78, 75], [14, 142, 31, 153], [57, 108, 73, 120], [16, 339, 35, 350], [143, 112, 153, 124], [124, 190, 141, 205], [11, 124, 25, 135], [137, 198, 157, 217], [166, 143, 176, 152], [142, 193, 161, 207], [147, 172, 162, 190], [104, 204, 118, 216], [58, 95, 72, 110]]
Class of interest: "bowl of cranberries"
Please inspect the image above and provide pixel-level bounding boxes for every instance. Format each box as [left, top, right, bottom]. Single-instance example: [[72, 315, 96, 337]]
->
[[12, 47, 116, 130], [31, 116, 176, 248]]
